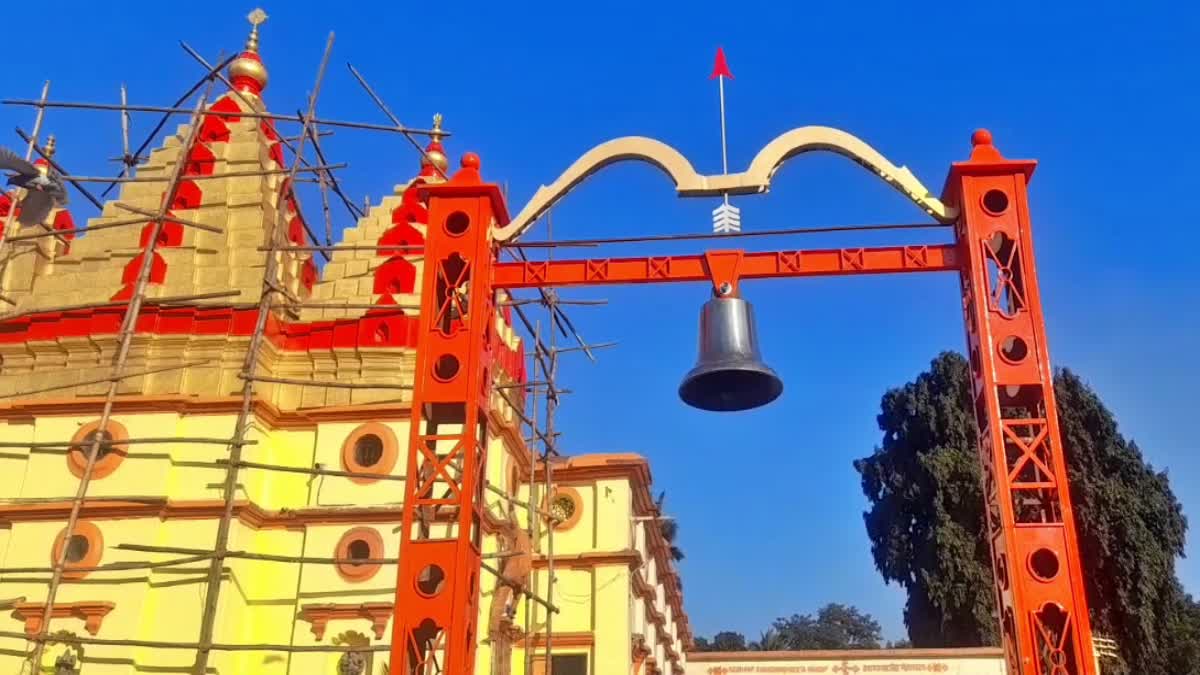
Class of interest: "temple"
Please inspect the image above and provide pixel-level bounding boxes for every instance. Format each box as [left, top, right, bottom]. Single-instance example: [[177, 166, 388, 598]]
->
[[0, 15, 689, 675]]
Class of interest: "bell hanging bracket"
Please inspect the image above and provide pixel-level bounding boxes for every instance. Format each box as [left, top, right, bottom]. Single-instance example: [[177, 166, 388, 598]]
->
[[702, 249, 745, 297]]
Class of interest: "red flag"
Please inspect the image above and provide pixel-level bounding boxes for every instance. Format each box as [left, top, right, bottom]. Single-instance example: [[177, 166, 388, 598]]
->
[[709, 47, 734, 80]]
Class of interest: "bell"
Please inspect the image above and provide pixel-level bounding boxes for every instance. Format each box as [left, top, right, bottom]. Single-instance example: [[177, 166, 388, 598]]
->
[[679, 295, 783, 412]]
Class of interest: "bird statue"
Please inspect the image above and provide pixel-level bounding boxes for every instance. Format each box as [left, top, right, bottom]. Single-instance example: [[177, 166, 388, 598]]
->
[[0, 145, 69, 226]]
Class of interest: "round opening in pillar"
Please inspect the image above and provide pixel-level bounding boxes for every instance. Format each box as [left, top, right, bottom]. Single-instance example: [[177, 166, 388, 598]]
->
[[415, 564, 446, 597], [982, 189, 1010, 215], [433, 354, 461, 381], [999, 335, 1030, 364], [444, 210, 471, 236], [1029, 548, 1061, 582]]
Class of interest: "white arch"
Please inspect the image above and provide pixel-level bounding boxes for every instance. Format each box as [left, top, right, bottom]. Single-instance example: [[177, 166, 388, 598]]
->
[[493, 126, 955, 242]]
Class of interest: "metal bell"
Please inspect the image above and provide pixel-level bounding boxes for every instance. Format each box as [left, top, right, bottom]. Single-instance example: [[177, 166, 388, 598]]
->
[[679, 295, 783, 412]]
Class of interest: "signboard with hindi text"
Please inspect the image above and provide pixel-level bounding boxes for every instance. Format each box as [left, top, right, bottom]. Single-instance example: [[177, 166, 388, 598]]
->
[[684, 648, 1006, 675]]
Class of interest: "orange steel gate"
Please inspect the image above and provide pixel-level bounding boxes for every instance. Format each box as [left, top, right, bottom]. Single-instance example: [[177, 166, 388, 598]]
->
[[389, 129, 1096, 675]]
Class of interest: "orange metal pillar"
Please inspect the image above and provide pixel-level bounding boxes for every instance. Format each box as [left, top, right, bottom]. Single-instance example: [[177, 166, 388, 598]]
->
[[390, 152, 505, 675], [950, 130, 1096, 675]]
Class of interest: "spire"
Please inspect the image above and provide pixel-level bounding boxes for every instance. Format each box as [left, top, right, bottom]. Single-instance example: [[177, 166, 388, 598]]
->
[[34, 134, 55, 170], [419, 113, 449, 181], [228, 8, 269, 97]]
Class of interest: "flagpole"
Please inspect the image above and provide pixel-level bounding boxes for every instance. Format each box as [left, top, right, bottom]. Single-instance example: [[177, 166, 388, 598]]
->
[[710, 47, 740, 234], [718, 73, 729, 206]]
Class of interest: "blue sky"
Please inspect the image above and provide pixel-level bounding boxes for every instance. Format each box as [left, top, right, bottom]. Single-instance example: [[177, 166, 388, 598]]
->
[[3, 0, 1196, 643]]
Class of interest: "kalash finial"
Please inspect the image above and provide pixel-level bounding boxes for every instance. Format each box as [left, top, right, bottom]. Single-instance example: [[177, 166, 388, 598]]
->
[[229, 8, 270, 97], [34, 134, 56, 172], [420, 113, 450, 181], [245, 8, 268, 53]]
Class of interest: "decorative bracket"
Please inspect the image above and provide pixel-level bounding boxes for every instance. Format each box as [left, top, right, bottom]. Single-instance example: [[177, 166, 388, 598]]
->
[[494, 126, 955, 242], [13, 601, 114, 636], [300, 602, 393, 641]]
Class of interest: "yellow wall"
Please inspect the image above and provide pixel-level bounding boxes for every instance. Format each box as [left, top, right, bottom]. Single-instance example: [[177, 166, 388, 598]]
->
[[0, 410, 684, 675]]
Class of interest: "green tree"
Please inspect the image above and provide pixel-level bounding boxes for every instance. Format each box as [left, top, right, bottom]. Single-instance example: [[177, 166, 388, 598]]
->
[[854, 352, 1194, 672], [710, 631, 748, 651], [656, 491, 685, 562], [751, 628, 788, 651], [770, 603, 882, 650], [691, 631, 748, 652]]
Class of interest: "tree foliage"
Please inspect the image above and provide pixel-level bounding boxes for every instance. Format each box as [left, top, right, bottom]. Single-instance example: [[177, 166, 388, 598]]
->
[[656, 491, 685, 562], [769, 603, 883, 650], [854, 351, 1196, 672], [697, 604, 882, 652]]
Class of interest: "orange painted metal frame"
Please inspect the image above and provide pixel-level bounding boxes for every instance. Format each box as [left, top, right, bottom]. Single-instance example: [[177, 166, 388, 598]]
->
[[391, 132, 1095, 675]]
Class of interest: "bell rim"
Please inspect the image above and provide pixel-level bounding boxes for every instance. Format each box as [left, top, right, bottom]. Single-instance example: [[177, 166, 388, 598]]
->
[[677, 364, 784, 412]]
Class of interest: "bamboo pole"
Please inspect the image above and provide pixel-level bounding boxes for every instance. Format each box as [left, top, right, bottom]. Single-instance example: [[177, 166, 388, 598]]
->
[[2, 630, 392, 652], [191, 33, 335, 675], [238, 373, 412, 390], [0, 290, 241, 322], [64, 163, 345, 183], [1, 99, 446, 137], [177, 41, 363, 223], [99, 54, 238, 199], [27, 71, 220, 671]]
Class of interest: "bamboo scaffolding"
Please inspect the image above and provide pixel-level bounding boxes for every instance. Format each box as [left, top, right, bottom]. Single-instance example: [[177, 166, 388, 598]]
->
[[0, 290, 241, 322], [99, 53, 238, 198], [346, 63, 450, 182], [542, 219, 560, 664], [0, 437, 256, 448], [173, 42, 332, 263], [112, 202, 224, 232], [14, 128, 105, 211], [8, 360, 210, 398], [1, 631, 392, 652], [259, 243, 424, 252], [191, 33, 335, 675], [118, 83, 133, 179], [522, 323, 542, 675], [4, 212, 222, 241], [2, 99, 447, 138], [178, 42, 364, 223], [302, 117, 336, 245], [0, 553, 213, 575], [219, 458, 405, 481], [64, 163, 346, 183], [239, 373, 412, 390], [116, 542, 517, 565], [26, 68, 221, 671]]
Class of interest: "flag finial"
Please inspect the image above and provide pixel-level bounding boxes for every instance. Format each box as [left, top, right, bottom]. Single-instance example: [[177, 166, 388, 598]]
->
[[710, 47, 734, 80]]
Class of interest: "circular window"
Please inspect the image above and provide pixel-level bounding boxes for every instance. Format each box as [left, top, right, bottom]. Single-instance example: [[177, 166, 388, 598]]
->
[[335, 527, 385, 582], [1029, 548, 1061, 582], [340, 423, 399, 484], [52, 521, 103, 580], [415, 564, 446, 598], [67, 420, 129, 480], [982, 189, 1010, 215], [543, 487, 583, 531]]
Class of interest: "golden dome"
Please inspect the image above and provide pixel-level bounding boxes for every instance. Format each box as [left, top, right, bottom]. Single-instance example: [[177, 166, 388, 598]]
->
[[420, 113, 449, 179], [228, 9, 269, 96]]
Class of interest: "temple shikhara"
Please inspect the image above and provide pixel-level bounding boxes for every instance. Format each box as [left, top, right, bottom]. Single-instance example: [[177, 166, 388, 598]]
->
[[0, 6, 1104, 675]]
